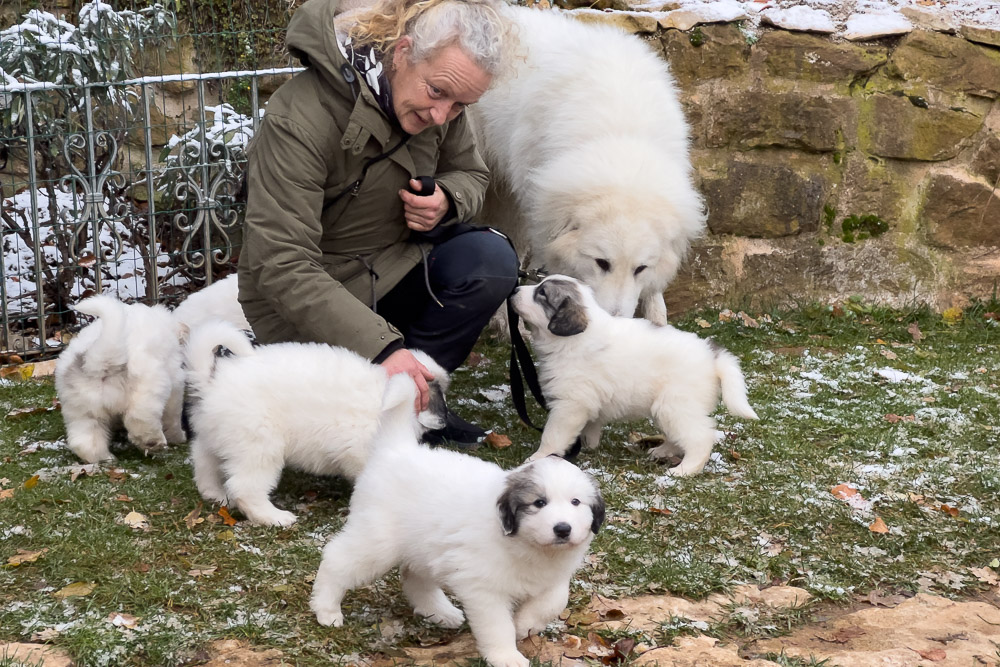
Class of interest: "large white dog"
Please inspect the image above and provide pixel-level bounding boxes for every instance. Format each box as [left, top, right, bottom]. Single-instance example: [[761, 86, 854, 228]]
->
[[471, 7, 705, 324], [184, 321, 448, 526], [311, 445, 604, 667], [55, 295, 187, 463], [510, 275, 758, 476]]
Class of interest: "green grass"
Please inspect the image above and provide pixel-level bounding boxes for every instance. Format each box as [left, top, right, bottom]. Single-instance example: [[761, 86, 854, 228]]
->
[[1, 300, 999, 665]]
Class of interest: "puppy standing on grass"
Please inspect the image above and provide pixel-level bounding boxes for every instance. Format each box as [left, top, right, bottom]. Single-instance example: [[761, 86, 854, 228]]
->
[[184, 321, 449, 527], [55, 295, 188, 463], [511, 275, 759, 476], [311, 444, 604, 667]]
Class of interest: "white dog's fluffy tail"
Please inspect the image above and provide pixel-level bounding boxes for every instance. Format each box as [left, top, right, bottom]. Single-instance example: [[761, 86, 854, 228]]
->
[[73, 295, 129, 374], [185, 320, 255, 395], [714, 349, 759, 420]]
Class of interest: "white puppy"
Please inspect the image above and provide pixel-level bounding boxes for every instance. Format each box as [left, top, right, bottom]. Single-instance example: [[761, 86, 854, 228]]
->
[[311, 445, 604, 667], [472, 7, 705, 324], [171, 274, 250, 332], [55, 295, 187, 463], [511, 276, 759, 476], [184, 321, 449, 527]]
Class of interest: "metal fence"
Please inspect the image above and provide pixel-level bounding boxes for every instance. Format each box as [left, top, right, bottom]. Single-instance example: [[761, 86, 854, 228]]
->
[[1, 2, 303, 359]]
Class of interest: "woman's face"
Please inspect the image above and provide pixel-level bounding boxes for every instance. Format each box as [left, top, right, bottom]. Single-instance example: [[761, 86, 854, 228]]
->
[[389, 37, 491, 135]]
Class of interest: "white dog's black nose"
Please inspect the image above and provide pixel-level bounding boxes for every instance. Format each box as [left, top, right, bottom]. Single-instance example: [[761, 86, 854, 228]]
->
[[553, 522, 571, 539]]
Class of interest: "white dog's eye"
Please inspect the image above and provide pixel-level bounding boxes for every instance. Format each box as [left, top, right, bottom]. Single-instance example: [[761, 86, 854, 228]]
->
[[533, 499, 547, 509], [571, 498, 581, 506], [634, 265, 647, 276], [595, 258, 611, 272]]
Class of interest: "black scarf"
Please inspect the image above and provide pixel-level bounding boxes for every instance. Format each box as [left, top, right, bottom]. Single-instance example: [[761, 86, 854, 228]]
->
[[338, 35, 398, 125]]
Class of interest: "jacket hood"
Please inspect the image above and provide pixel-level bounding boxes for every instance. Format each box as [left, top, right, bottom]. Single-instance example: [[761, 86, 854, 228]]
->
[[286, 0, 350, 88]]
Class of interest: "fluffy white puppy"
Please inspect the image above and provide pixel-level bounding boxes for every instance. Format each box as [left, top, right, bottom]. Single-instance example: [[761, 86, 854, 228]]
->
[[471, 7, 705, 324], [55, 295, 187, 463], [171, 274, 250, 332], [511, 275, 759, 476], [311, 445, 604, 667], [184, 321, 449, 527]]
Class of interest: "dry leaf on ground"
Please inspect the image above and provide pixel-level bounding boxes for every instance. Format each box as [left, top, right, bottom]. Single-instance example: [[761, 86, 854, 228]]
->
[[184, 503, 204, 530], [869, 517, 889, 534], [188, 565, 217, 577], [54, 581, 96, 599], [23, 475, 39, 489], [913, 647, 947, 661], [218, 506, 238, 526], [485, 432, 512, 449], [7, 548, 48, 566], [123, 511, 150, 531], [0, 489, 14, 501], [831, 484, 860, 500], [107, 613, 140, 628], [907, 321, 924, 342]]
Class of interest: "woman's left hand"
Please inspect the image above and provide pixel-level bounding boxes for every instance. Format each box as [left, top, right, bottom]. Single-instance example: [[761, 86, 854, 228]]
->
[[399, 178, 449, 232]]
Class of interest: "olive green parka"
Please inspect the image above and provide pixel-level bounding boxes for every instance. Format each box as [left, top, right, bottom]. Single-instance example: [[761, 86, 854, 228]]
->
[[237, 0, 490, 360]]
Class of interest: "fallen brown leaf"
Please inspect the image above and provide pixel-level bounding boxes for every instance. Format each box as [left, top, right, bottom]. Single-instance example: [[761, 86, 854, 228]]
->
[[218, 506, 238, 526], [7, 548, 48, 566], [884, 413, 915, 423], [817, 625, 865, 644], [54, 581, 96, 599], [485, 432, 512, 449], [600, 608, 627, 621], [123, 511, 150, 531], [23, 474, 39, 489], [907, 321, 924, 342], [866, 589, 908, 607], [831, 484, 860, 500], [648, 507, 673, 516], [938, 504, 960, 518], [184, 503, 204, 530], [869, 517, 889, 534], [107, 612, 140, 628], [114, 494, 133, 502], [879, 348, 898, 361], [0, 488, 14, 501], [187, 565, 217, 577], [913, 647, 947, 661], [5, 405, 57, 420], [563, 610, 599, 627]]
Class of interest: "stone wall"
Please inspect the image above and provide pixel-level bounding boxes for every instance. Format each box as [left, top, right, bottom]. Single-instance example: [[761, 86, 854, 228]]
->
[[567, 13, 999, 312]]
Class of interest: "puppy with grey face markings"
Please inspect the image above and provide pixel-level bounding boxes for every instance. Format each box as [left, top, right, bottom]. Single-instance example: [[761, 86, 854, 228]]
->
[[510, 275, 759, 476], [310, 441, 604, 667]]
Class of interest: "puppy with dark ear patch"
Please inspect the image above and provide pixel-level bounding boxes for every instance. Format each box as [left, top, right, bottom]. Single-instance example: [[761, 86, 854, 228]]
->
[[510, 275, 759, 476], [537, 279, 589, 337], [312, 443, 603, 667]]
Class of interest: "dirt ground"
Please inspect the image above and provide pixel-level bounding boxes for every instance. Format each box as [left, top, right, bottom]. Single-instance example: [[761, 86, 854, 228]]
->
[[5, 586, 999, 666]]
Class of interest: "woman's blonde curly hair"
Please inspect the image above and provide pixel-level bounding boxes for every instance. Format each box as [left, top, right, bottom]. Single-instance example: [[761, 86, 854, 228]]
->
[[348, 0, 515, 78]]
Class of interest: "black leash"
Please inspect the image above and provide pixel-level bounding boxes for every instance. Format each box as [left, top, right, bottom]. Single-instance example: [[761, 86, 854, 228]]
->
[[507, 296, 548, 432]]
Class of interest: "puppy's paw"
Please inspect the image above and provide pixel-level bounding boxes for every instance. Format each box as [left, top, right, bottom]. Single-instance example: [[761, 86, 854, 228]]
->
[[250, 509, 298, 527], [665, 462, 703, 477], [312, 605, 344, 628], [524, 451, 546, 463], [421, 605, 464, 629], [483, 651, 530, 667]]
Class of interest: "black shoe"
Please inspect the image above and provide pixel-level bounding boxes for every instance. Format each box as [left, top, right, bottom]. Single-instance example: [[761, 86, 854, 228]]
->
[[421, 410, 489, 449]]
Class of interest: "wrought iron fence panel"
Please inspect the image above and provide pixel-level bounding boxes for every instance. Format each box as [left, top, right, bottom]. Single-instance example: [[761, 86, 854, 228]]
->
[[0, 67, 302, 359]]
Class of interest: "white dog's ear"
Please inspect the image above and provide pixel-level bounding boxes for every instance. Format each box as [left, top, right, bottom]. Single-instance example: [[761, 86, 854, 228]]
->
[[496, 467, 542, 536]]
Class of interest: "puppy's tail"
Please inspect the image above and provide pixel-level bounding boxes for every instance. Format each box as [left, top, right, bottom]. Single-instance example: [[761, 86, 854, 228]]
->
[[73, 294, 129, 374], [185, 320, 255, 395], [714, 349, 759, 420]]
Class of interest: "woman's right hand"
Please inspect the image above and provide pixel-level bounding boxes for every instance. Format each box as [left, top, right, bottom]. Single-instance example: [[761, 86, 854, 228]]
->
[[380, 348, 435, 412]]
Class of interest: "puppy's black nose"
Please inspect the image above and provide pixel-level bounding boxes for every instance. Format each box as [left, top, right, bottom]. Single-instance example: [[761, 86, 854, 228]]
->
[[553, 522, 571, 539]]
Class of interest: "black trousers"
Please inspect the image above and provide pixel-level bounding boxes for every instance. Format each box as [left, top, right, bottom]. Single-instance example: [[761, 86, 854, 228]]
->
[[376, 227, 519, 373]]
